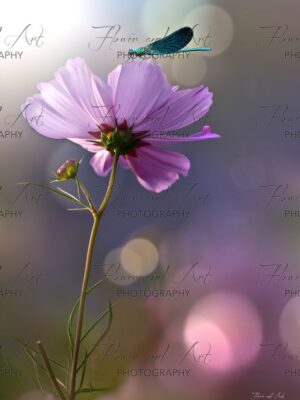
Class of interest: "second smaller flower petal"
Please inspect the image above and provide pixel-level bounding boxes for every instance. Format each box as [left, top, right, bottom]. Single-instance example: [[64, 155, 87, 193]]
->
[[145, 125, 221, 144], [90, 149, 114, 176], [126, 144, 190, 193]]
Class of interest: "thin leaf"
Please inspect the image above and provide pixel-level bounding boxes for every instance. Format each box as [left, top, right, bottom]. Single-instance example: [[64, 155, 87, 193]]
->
[[25, 347, 69, 394], [14, 338, 69, 372], [17, 182, 89, 208], [23, 347, 44, 391], [76, 386, 111, 394], [15, 342, 46, 372], [77, 179, 95, 210], [23, 346, 68, 394], [67, 279, 104, 357], [81, 302, 117, 343], [77, 301, 113, 372], [56, 186, 88, 207], [75, 177, 81, 201]]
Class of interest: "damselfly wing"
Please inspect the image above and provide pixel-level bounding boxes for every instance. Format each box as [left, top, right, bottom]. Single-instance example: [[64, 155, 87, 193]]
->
[[128, 27, 211, 57]]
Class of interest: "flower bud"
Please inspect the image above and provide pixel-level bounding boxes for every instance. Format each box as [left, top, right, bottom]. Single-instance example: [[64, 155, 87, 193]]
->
[[56, 159, 79, 180]]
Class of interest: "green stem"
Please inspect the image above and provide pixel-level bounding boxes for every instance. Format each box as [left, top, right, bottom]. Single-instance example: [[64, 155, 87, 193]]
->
[[77, 178, 96, 212], [69, 150, 119, 400], [98, 153, 119, 216]]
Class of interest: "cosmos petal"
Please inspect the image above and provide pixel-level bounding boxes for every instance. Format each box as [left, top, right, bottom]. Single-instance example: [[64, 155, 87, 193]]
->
[[90, 149, 114, 176], [145, 125, 221, 144], [22, 58, 113, 139], [126, 144, 190, 192], [136, 86, 213, 133], [107, 62, 173, 128]]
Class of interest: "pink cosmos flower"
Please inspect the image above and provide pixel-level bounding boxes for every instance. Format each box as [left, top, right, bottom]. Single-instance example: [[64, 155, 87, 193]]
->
[[22, 58, 220, 192]]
